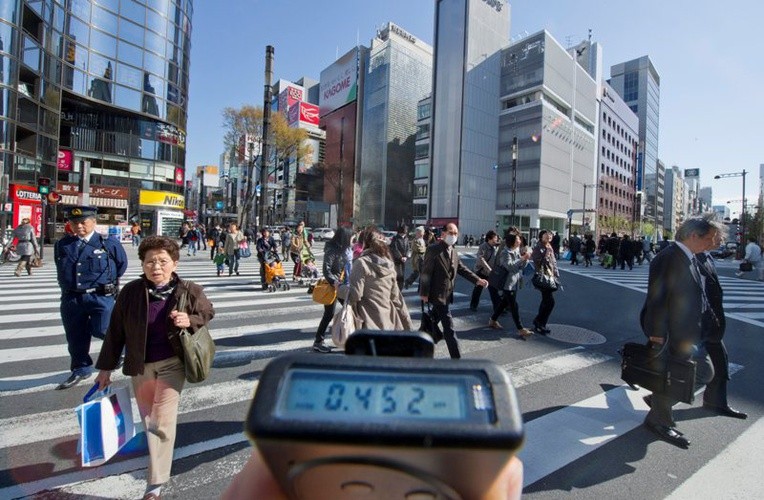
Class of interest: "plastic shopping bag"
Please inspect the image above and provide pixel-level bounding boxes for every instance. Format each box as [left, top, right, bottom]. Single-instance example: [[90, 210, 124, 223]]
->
[[76, 384, 136, 467]]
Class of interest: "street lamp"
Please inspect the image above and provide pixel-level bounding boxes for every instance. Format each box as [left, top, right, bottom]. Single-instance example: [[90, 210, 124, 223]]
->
[[715, 170, 747, 255]]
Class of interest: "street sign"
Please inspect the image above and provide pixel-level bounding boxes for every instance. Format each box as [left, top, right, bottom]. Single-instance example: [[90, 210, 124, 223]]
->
[[684, 168, 700, 178]]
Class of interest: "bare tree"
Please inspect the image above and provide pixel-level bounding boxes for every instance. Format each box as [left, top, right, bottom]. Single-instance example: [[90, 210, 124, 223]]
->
[[222, 106, 263, 230], [222, 107, 313, 229]]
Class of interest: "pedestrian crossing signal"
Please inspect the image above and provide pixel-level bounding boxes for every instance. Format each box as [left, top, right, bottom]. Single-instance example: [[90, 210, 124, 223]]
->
[[37, 177, 51, 195]]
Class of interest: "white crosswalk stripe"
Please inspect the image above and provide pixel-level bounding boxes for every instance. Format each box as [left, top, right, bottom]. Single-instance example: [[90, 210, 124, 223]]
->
[[560, 259, 764, 328], [0, 245, 754, 498]]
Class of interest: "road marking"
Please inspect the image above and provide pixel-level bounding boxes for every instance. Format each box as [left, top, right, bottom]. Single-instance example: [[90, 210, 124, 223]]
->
[[665, 416, 764, 499]]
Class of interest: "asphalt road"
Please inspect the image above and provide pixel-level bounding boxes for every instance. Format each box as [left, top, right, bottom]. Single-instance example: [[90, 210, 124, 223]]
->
[[0, 243, 762, 499]]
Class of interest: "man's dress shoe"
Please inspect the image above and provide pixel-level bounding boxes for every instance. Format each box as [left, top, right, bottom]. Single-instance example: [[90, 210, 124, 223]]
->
[[55, 372, 92, 390], [645, 421, 690, 448], [703, 403, 748, 419]]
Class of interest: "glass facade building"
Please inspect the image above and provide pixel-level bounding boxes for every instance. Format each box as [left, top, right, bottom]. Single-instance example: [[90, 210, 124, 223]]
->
[[429, 0, 509, 237], [1, 0, 192, 237], [358, 22, 432, 227], [609, 55, 662, 234]]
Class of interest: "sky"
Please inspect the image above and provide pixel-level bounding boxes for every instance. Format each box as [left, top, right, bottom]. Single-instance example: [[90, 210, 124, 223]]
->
[[185, 0, 763, 215]]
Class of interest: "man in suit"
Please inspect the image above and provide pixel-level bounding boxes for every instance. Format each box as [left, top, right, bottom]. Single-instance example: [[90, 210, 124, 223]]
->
[[54, 206, 128, 389], [697, 216, 747, 420], [640, 218, 716, 447], [419, 223, 488, 359]]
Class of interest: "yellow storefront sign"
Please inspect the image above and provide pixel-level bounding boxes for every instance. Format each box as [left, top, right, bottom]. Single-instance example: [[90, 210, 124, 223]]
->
[[139, 190, 185, 209]]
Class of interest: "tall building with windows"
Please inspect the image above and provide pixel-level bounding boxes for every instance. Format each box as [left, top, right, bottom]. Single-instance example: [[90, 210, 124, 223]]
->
[[412, 94, 431, 227], [609, 56, 661, 236], [358, 22, 432, 228], [428, 0, 509, 236], [1, 0, 192, 239], [597, 81, 638, 236], [497, 30, 598, 237]]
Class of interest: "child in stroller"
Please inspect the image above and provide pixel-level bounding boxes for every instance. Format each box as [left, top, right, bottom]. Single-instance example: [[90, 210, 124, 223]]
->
[[264, 251, 290, 292]]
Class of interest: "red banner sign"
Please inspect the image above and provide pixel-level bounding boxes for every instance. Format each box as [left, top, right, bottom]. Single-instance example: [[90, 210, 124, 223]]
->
[[299, 102, 320, 126], [58, 149, 73, 171]]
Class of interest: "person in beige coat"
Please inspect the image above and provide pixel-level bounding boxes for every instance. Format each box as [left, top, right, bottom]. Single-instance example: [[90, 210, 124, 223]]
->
[[343, 230, 413, 331]]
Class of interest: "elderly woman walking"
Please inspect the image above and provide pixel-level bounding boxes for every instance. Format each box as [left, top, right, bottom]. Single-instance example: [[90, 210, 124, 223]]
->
[[11, 217, 39, 277], [95, 236, 214, 500], [344, 230, 413, 330]]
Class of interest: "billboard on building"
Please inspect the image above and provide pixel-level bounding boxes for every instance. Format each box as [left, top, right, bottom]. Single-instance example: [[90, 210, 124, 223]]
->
[[57, 149, 73, 171], [288, 102, 321, 127], [278, 85, 304, 116], [319, 47, 359, 117]]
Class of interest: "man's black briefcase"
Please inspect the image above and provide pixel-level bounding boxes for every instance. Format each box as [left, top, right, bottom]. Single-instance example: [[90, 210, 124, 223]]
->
[[620, 342, 697, 404]]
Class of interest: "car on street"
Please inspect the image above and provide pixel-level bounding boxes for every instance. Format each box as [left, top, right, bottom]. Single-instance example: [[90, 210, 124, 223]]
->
[[312, 227, 335, 241], [711, 244, 734, 259]]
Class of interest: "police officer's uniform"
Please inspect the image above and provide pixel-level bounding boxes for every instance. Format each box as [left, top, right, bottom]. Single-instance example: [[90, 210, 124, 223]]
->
[[54, 206, 128, 389]]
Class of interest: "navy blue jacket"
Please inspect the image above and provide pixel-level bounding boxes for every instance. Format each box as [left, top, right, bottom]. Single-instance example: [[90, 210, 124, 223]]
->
[[54, 233, 128, 292]]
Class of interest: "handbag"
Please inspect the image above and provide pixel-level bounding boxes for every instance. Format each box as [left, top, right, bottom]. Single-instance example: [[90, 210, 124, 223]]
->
[[418, 302, 443, 344], [76, 384, 136, 467], [239, 241, 252, 258], [620, 342, 697, 404], [331, 287, 356, 347], [739, 261, 753, 272], [487, 263, 509, 290], [176, 290, 216, 383], [312, 271, 344, 305], [311, 278, 337, 305], [531, 263, 558, 292]]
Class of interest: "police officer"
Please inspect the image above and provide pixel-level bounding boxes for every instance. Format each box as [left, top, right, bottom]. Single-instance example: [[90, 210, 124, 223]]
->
[[54, 206, 128, 389]]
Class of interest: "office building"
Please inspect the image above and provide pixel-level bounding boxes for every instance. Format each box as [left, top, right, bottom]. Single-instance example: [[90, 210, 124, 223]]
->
[[319, 45, 368, 226], [1, 0, 193, 239], [428, 0, 509, 236], [497, 30, 598, 237], [597, 81, 638, 236], [358, 22, 432, 228], [412, 94, 431, 227], [663, 165, 685, 235], [609, 55, 662, 236]]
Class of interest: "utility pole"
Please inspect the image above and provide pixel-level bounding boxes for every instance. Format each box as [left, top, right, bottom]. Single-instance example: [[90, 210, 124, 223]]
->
[[259, 45, 274, 229]]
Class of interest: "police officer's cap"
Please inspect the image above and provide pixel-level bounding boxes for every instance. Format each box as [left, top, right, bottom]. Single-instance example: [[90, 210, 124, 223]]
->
[[65, 206, 98, 222]]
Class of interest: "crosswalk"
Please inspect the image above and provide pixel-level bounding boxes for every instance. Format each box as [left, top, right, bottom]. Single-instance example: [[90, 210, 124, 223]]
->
[[559, 258, 764, 328], [0, 245, 760, 498]]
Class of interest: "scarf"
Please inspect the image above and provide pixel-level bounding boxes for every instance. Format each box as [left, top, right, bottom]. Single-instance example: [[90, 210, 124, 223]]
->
[[144, 275, 179, 301]]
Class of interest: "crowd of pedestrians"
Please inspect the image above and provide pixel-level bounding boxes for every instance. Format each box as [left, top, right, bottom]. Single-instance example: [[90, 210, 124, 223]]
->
[[29, 203, 752, 496]]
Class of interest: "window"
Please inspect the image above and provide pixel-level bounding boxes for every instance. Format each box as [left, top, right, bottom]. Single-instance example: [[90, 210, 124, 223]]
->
[[624, 72, 638, 101], [415, 143, 428, 160], [417, 101, 430, 120], [416, 124, 429, 141]]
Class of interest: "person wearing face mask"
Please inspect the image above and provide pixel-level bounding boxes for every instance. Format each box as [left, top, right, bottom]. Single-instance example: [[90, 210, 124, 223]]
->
[[470, 230, 500, 312], [419, 223, 488, 359]]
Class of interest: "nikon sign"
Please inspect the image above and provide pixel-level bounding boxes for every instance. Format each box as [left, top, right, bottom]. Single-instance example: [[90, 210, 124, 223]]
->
[[139, 189, 185, 209]]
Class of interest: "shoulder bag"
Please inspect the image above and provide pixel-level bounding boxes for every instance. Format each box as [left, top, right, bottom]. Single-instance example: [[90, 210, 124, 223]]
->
[[331, 286, 356, 347], [312, 270, 344, 305], [739, 261, 753, 272], [176, 289, 216, 383], [531, 261, 558, 292], [487, 262, 509, 290]]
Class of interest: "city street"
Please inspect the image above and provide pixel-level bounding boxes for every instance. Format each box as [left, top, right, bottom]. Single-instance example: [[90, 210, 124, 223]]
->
[[0, 243, 762, 499]]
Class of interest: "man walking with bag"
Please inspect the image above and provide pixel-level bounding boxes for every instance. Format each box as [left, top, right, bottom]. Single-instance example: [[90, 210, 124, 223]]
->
[[640, 218, 716, 447], [419, 223, 487, 359]]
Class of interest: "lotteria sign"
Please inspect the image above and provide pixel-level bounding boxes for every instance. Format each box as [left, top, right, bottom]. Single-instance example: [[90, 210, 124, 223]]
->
[[139, 189, 185, 209], [319, 47, 359, 117]]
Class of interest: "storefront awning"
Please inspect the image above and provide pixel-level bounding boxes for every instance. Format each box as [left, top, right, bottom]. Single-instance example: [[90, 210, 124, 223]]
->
[[60, 195, 128, 209]]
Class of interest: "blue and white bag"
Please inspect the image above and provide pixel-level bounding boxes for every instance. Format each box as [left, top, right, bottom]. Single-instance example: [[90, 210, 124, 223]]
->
[[75, 384, 136, 467]]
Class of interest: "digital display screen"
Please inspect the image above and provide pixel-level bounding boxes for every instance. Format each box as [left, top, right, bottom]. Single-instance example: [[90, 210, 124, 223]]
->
[[277, 368, 494, 423]]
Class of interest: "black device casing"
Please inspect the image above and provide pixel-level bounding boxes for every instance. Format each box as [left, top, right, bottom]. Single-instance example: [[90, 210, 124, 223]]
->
[[246, 353, 524, 499]]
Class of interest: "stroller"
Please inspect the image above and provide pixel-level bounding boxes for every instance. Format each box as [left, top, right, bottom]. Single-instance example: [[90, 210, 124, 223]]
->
[[264, 251, 290, 292]]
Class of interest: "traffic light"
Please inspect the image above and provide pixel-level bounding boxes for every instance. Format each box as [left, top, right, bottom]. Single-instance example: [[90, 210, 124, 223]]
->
[[37, 177, 51, 195]]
